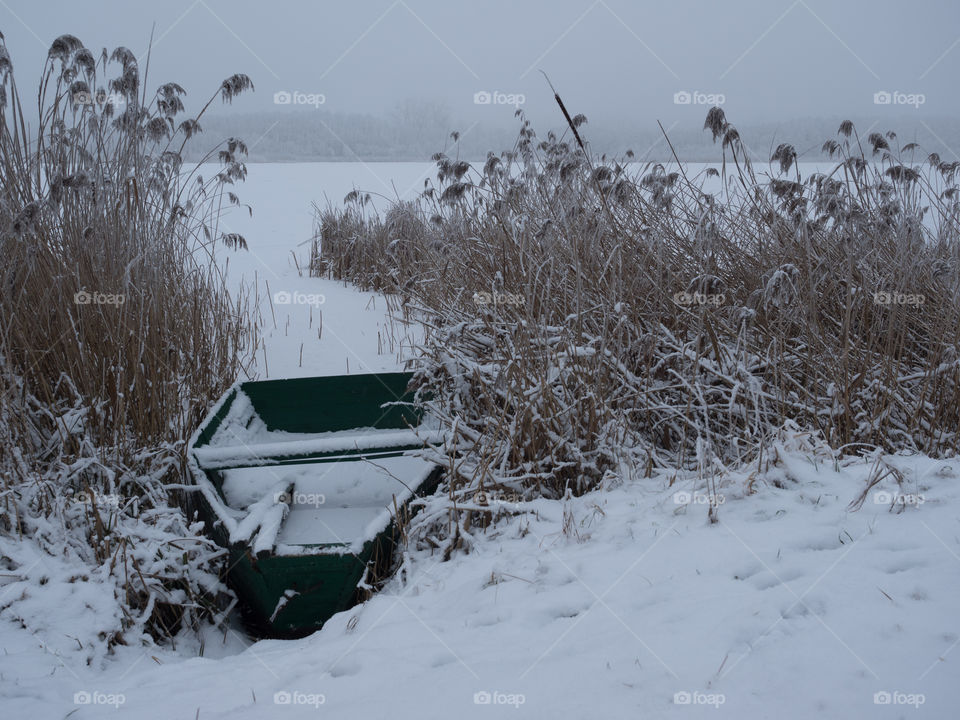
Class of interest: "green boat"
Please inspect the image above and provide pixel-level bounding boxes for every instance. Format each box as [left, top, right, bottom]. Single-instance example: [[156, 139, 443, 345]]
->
[[187, 372, 443, 637]]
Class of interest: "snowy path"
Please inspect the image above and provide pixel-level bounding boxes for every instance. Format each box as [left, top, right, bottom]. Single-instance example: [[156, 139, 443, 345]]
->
[[212, 162, 432, 379]]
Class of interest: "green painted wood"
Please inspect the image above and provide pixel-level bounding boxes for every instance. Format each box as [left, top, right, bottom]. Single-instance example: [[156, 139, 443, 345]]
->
[[225, 544, 370, 636], [238, 372, 420, 434], [193, 387, 238, 448]]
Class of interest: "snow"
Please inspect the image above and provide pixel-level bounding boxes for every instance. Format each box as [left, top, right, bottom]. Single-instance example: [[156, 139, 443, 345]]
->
[[2, 163, 958, 718], [220, 454, 438, 549], [199, 387, 443, 468], [228, 478, 290, 546], [210, 161, 433, 380], [194, 428, 445, 469], [3, 445, 958, 718]]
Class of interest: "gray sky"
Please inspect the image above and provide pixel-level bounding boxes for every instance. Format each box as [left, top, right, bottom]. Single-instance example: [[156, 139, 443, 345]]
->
[[2, 0, 957, 130]]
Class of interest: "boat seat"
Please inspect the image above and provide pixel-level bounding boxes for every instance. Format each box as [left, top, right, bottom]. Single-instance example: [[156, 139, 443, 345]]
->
[[193, 428, 444, 471]]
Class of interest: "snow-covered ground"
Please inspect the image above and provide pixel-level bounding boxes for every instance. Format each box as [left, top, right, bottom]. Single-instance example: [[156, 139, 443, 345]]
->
[[4, 446, 958, 718], [2, 163, 958, 719]]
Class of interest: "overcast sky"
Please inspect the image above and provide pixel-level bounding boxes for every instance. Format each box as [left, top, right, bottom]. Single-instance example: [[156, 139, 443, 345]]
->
[[1, 0, 957, 129]]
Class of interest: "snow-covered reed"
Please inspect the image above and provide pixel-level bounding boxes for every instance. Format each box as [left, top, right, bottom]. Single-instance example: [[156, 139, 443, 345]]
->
[[314, 107, 960, 546], [0, 33, 257, 649]]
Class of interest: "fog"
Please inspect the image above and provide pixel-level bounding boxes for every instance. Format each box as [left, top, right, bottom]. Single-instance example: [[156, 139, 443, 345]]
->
[[2, 0, 958, 159]]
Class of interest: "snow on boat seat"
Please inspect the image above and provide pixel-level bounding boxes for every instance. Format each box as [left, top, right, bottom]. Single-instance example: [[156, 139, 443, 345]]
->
[[191, 383, 442, 470], [193, 427, 443, 469], [221, 454, 436, 550]]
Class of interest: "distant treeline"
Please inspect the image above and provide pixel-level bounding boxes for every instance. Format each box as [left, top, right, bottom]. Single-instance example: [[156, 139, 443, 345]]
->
[[185, 105, 960, 164]]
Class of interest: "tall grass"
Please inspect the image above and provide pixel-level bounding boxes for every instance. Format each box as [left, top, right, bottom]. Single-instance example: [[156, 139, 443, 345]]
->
[[314, 107, 960, 534], [0, 33, 257, 646]]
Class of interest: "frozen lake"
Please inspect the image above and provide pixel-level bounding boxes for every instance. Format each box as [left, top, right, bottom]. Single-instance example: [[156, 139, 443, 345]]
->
[[216, 159, 844, 268], [227, 158, 838, 221], [205, 163, 441, 381]]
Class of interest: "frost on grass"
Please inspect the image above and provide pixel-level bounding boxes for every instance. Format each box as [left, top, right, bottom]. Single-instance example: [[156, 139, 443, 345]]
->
[[0, 33, 256, 656], [315, 110, 960, 553]]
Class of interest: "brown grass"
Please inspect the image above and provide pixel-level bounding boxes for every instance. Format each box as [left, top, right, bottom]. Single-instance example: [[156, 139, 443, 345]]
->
[[313, 108, 960, 514], [0, 33, 258, 642]]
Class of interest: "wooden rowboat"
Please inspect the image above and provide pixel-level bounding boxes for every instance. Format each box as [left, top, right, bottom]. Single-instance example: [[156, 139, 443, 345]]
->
[[187, 372, 442, 637]]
